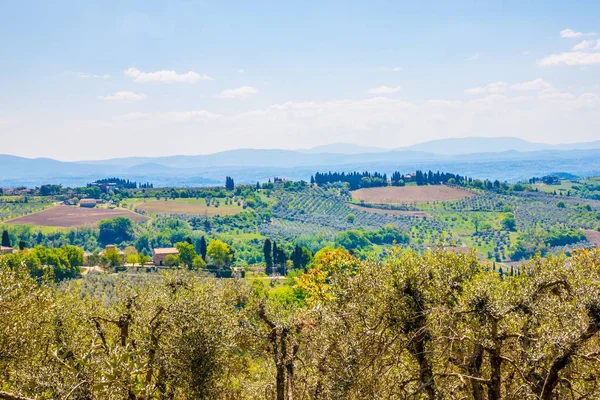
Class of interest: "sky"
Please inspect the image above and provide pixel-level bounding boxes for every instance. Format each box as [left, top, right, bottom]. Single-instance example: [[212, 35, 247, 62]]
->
[[1, 0, 600, 161]]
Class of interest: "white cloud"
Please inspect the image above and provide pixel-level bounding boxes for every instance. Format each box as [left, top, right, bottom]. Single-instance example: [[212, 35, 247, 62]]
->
[[71, 72, 110, 79], [218, 86, 259, 99], [124, 67, 212, 83], [522, 50, 531, 55], [576, 93, 600, 109], [238, 69, 245, 73], [466, 52, 480, 61], [464, 82, 508, 95], [572, 39, 600, 51], [392, 67, 402, 72], [465, 79, 553, 95], [510, 78, 553, 90], [538, 52, 600, 66], [117, 110, 221, 122], [98, 91, 147, 102], [560, 28, 596, 38], [367, 86, 401, 94], [538, 88, 575, 100], [9, 90, 600, 160]]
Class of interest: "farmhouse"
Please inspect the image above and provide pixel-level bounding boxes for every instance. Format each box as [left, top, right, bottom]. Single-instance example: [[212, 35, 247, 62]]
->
[[153, 248, 179, 266], [0, 246, 16, 254], [79, 199, 97, 208]]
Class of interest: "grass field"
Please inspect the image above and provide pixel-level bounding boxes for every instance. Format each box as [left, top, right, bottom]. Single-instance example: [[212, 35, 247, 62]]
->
[[133, 198, 244, 216], [351, 185, 474, 204], [6, 205, 149, 227], [531, 181, 576, 194]]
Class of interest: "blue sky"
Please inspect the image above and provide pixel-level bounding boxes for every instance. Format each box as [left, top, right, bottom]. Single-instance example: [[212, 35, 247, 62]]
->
[[1, 0, 599, 160]]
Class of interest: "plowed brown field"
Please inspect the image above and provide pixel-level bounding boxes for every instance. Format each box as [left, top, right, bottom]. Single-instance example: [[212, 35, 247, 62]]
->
[[6, 205, 149, 227], [351, 185, 474, 204]]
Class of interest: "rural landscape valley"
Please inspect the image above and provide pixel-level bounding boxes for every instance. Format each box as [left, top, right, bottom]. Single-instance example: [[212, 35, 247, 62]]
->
[[3, 1, 600, 399]]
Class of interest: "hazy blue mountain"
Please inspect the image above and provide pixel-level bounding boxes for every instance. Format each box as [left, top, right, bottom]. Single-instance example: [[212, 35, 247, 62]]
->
[[80, 149, 438, 169], [3, 138, 600, 187], [400, 136, 600, 155], [300, 143, 388, 154]]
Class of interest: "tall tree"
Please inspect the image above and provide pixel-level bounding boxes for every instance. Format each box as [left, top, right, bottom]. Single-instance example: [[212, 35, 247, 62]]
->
[[272, 241, 278, 271], [98, 217, 133, 246], [1, 230, 11, 247], [199, 236, 208, 261], [263, 239, 273, 275], [175, 242, 197, 270], [207, 239, 232, 268], [225, 176, 235, 191]]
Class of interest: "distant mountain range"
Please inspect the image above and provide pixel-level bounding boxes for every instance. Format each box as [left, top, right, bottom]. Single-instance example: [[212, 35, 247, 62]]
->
[[1, 137, 600, 187], [300, 137, 600, 155]]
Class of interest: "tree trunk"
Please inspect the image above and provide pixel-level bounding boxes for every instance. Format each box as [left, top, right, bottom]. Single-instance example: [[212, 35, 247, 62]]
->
[[468, 343, 485, 400], [540, 323, 599, 400], [488, 319, 502, 400], [409, 336, 436, 400]]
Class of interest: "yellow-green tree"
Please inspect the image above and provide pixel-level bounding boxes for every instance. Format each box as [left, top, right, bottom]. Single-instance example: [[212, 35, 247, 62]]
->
[[175, 241, 197, 269], [207, 239, 232, 267], [102, 247, 121, 267]]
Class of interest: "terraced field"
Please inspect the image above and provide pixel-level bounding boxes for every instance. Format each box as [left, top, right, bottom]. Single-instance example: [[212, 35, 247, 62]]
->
[[348, 203, 432, 218]]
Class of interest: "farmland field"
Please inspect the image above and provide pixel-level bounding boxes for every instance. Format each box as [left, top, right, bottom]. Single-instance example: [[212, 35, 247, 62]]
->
[[5, 205, 149, 227], [584, 229, 600, 246], [135, 198, 243, 216], [348, 203, 432, 219], [351, 185, 474, 204]]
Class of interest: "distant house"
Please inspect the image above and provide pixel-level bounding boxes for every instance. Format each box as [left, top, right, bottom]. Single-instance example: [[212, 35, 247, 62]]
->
[[79, 199, 97, 208], [0, 246, 16, 254], [153, 248, 179, 266]]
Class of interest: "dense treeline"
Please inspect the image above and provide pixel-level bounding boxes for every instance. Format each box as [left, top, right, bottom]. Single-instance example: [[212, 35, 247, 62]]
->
[[2, 248, 600, 399], [311, 170, 472, 189], [90, 177, 153, 189], [312, 171, 388, 189]]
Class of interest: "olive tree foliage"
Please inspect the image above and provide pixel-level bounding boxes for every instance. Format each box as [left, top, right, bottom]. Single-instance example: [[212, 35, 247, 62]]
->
[[292, 248, 600, 400], [0, 268, 253, 399], [1, 248, 600, 399]]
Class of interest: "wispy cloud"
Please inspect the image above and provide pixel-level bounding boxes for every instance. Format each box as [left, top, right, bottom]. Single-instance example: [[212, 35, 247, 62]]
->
[[510, 78, 553, 90], [117, 110, 221, 122], [98, 91, 147, 102], [538, 52, 600, 66], [464, 82, 507, 95], [572, 39, 600, 51], [69, 72, 110, 79], [465, 79, 552, 95], [124, 67, 212, 83], [466, 52, 480, 61], [560, 28, 596, 38], [368, 86, 401, 94], [218, 86, 259, 99]]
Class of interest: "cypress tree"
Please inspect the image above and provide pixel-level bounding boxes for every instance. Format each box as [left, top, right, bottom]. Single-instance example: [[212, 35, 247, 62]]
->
[[1, 230, 10, 247], [263, 239, 273, 275], [199, 236, 208, 261]]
